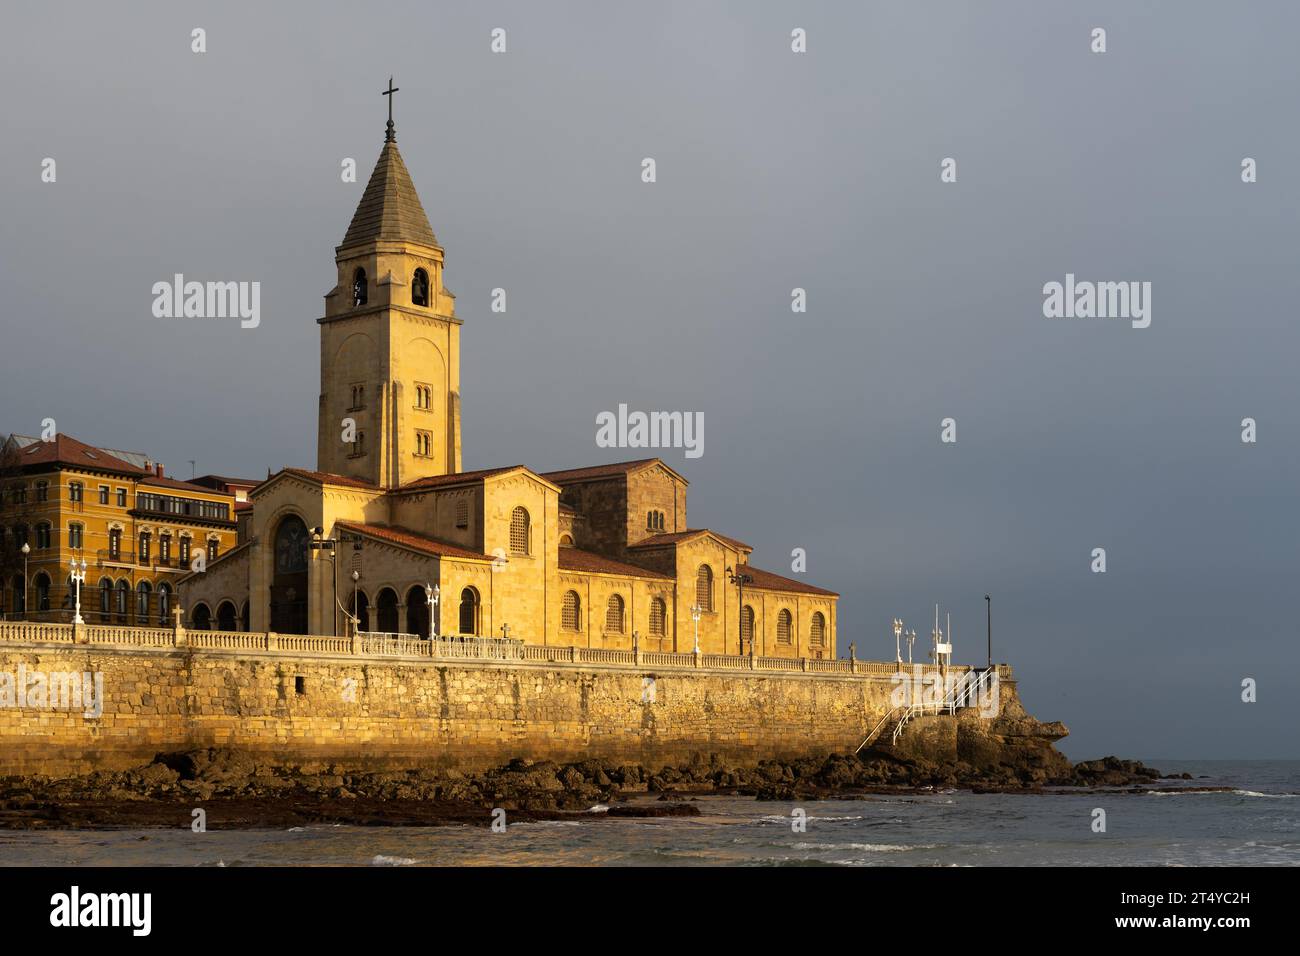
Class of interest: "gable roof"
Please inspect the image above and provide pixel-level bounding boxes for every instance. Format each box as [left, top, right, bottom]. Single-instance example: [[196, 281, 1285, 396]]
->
[[741, 566, 839, 598], [397, 465, 525, 492], [627, 528, 751, 553], [541, 458, 687, 486], [5, 433, 146, 477], [335, 520, 494, 562], [558, 548, 672, 580], [254, 467, 381, 496], [340, 140, 438, 249]]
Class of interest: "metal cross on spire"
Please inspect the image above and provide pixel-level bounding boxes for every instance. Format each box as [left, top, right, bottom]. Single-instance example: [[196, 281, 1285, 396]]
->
[[383, 76, 400, 142]]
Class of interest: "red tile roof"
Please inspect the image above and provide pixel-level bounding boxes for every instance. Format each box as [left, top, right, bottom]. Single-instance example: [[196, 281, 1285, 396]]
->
[[741, 566, 839, 597], [268, 468, 381, 491], [542, 458, 687, 485], [627, 529, 752, 552], [558, 548, 672, 580], [397, 466, 525, 491], [8, 433, 145, 476], [138, 474, 228, 494], [335, 521, 495, 562]]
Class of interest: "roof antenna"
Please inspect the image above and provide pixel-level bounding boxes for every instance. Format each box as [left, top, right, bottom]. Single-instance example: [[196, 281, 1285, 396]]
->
[[189, 459, 196, 479]]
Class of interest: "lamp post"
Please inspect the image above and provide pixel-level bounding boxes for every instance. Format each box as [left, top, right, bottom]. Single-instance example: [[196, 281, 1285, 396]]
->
[[20, 542, 29, 619], [726, 566, 753, 656], [310, 528, 338, 635], [424, 582, 439, 641], [350, 569, 361, 635], [690, 603, 702, 654], [892, 617, 903, 664], [69, 556, 87, 625], [984, 594, 992, 670], [906, 629, 916, 665]]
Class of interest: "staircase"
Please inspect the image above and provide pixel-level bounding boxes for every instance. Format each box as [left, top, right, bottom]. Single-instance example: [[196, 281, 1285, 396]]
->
[[855, 668, 999, 753]]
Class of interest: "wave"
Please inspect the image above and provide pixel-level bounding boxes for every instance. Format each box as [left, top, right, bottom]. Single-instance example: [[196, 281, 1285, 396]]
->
[[790, 842, 938, 853], [1233, 789, 1300, 798], [371, 855, 418, 866]]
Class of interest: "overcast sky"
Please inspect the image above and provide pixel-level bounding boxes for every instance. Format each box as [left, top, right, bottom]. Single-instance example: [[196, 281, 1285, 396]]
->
[[3, 1, 1298, 759]]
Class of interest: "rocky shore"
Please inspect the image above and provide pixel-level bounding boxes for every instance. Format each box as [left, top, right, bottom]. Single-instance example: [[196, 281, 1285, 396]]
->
[[0, 747, 1207, 830]]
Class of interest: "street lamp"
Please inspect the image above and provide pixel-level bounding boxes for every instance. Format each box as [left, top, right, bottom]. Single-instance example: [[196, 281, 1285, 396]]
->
[[726, 566, 753, 656], [350, 569, 361, 635], [20, 542, 29, 619], [310, 527, 339, 635], [69, 556, 87, 625], [906, 629, 916, 665], [424, 582, 439, 641], [690, 602, 702, 654], [892, 617, 903, 663]]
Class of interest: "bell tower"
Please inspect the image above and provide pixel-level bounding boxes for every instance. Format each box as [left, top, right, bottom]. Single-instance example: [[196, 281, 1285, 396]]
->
[[317, 80, 463, 489]]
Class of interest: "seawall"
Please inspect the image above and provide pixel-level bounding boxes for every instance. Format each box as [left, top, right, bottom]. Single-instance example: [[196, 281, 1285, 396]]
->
[[0, 623, 1017, 777]]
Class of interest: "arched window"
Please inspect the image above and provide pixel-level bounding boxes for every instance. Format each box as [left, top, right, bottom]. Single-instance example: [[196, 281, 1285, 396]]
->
[[649, 597, 667, 636], [562, 590, 581, 630], [157, 582, 172, 624], [68, 523, 84, 550], [137, 581, 152, 619], [35, 523, 51, 550], [509, 507, 530, 555], [241, 601, 250, 631], [159, 533, 172, 564], [191, 603, 211, 630], [33, 573, 51, 611], [270, 516, 308, 634], [406, 585, 429, 638], [777, 609, 793, 644], [741, 605, 755, 648], [375, 588, 399, 633], [217, 601, 237, 632], [178, 535, 191, 566], [352, 267, 368, 306], [114, 579, 129, 617], [605, 594, 624, 632], [459, 587, 479, 635], [558, 533, 574, 547], [98, 578, 112, 616], [810, 612, 826, 647], [411, 268, 430, 307], [695, 565, 713, 612]]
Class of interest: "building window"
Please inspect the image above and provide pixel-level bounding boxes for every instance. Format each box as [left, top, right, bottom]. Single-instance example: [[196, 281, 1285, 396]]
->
[[649, 597, 666, 636], [777, 609, 793, 644], [647, 510, 665, 532], [351, 431, 366, 458], [68, 482, 83, 503], [108, 527, 122, 560], [69, 524, 83, 550], [415, 431, 432, 457], [116, 488, 127, 507], [349, 383, 365, 411], [137, 581, 151, 619], [139, 531, 150, 563], [114, 580, 129, 616], [179, 536, 191, 566], [352, 268, 368, 307], [98, 578, 112, 615], [509, 507, 529, 555], [810, 612, 826, 647], [558, 533, 574, 547], [12, 525, 28, 549], [458, 587, 479, 635], [35, 481, 48, 503], [605, 594, 625, 633], [9, 485, 27, 506], [98, 486, 109, 505], [159, 533, 171, 563], [742, 605, 755, 647], [414, 384, 432, 410], [562, 590, 581, 630], [411, 268, 430, 307], [455, 499, 469, 529], [695, 565, 713, 612], [34, 573, 51, 611], [207, 539, 219, 562], [35, 523, 51, 550]]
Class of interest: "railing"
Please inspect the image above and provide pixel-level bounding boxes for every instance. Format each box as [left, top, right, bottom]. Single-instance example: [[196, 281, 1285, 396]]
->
[[0, 620, 996, 682], [855, 707, 899, 754], [888, 666, 998, 745]]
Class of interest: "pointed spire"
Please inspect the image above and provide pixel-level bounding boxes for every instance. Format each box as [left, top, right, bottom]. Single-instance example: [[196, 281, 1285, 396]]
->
[[341, 142, 438, 248]]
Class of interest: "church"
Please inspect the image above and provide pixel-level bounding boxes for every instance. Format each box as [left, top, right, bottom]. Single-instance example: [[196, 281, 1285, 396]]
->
[[181, 104, 839, 659]]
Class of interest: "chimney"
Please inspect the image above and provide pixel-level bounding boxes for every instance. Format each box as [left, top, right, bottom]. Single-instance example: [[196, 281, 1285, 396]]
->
[[155, 463, 164, 478]]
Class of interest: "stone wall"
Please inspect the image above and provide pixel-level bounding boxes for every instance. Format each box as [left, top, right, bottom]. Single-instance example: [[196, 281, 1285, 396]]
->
[[0, 638, 1014, 779]]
